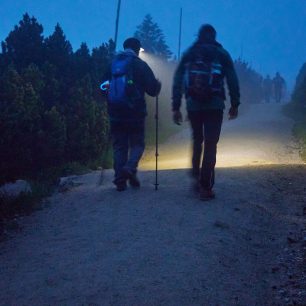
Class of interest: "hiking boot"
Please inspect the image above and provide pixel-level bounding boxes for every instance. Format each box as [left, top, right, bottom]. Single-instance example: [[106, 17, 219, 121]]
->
[[122, 168, 140, 188], [128, 174, 140, 188], [116, 181, 127, 192], [199, 188, 215, 201]]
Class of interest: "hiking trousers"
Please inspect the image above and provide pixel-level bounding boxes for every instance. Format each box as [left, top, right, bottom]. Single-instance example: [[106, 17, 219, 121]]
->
[[110, 120, 145, 184], [188, 110, 223, 190]]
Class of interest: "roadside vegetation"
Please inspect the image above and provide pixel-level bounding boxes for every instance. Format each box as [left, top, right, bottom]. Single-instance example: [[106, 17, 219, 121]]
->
[[284, 62, 306, 161]]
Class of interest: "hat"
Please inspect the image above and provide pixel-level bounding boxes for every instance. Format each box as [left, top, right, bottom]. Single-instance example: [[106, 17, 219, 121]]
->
[[123, 37, 141, 53], [198, 24, 217, 42]]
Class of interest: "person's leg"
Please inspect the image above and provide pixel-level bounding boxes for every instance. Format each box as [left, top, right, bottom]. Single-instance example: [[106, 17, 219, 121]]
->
[[276, 88, 281, 103], [200, 110, 223, 191], [264, 92, 269, 103], [123, 121, 145, 186], [111, 122, 129, 188], [188, 111, 204, 179]]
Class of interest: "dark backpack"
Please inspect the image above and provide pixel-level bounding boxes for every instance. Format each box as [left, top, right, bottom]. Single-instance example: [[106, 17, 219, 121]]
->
[[184, 46, 224, 101], [107, 55, 140, 109]]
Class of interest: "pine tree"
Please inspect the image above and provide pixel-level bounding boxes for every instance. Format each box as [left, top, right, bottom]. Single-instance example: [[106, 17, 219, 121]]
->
[[65, 75, 97, 162], [2, 13, 44, 70], [234, 59, 263, 104], [39, 106, 67, 167], [134, 14, 172, 60], [44, 23, 73, 75], [44, 24, 73, 111], [40, 62, 61, 110], [22, 64, 44, 97], [0, 68, 42, 181], [91, 39, 115, 87], [292, 63, 306, 106], [73, 42, 92, 80]]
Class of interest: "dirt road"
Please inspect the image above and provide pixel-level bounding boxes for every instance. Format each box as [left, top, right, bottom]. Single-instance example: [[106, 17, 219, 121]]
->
[[0, 104, 305, 305]]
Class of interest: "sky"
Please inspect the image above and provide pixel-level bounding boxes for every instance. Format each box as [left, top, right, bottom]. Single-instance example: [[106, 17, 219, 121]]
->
[[0, 0, 305, 89]]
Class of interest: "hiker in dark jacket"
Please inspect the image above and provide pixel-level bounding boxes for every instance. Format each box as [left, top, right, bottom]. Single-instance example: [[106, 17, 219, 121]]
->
[[263, 75, 273, 103], [172, 24, 240, 201], [105, 38, 161, 191], [272, 72, 286, 103]]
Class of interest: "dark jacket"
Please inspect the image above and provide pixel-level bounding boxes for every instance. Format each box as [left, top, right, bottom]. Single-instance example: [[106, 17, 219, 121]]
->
[[106, 49, 160, 122], [172, 41, 240, 112]]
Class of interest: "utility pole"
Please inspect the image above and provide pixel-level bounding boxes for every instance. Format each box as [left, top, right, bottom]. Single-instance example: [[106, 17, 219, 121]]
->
[[178, 7, 182, 60], [114, 0, 121, 51]]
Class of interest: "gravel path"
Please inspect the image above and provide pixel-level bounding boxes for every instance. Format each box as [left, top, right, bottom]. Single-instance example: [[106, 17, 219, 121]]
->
[[0, 104, 305, 306], [141, 103, 302, 169]]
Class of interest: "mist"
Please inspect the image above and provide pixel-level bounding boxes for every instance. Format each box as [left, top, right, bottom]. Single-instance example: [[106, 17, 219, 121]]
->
[[139, 52, 302, 170], [139, 52, 181, 145]]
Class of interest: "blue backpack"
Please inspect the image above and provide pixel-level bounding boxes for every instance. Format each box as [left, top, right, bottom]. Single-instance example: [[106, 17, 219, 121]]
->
[[107, 55, 140, 109]]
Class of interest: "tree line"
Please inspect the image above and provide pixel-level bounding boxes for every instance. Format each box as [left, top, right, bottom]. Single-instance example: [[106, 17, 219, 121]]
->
[[0, 14, 116, 184]]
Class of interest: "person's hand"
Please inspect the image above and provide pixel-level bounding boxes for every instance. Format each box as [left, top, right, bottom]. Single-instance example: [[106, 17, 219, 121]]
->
[[228, 106, 238, 120], [173, 110, 183, 125]]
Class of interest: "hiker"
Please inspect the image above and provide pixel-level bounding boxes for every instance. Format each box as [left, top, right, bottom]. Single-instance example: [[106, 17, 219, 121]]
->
[[263, 74, 273, 103], [273, 72, 286, 103], [172, 24, 240, 201], [103, 38, 161, 191]]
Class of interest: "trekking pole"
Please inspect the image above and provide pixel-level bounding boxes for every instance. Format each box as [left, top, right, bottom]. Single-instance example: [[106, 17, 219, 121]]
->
[[155, 95, 159, 191]]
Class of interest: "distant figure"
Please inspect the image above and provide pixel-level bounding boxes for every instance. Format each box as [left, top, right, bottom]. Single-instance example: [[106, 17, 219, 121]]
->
[[273, 72, 286, 103], [263, 75, 273, 103], [103, 38, 161, 191], [172, 24, 240, 201]]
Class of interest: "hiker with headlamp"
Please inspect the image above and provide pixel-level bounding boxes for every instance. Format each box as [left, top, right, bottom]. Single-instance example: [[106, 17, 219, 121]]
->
[[103, 38, 161, 191]]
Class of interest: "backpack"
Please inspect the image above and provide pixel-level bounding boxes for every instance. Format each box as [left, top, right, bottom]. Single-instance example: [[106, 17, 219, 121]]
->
[[107, 55, 140, 109], [184, 46, 224, 101]]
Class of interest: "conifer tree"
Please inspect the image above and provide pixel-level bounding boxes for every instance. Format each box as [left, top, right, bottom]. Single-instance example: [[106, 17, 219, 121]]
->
[[40, 106, 67, 167], [65, 75, 96, 162], [134, 14, 172, 60], [73, 43, 92, 80], [2, 13, 44, 70], [292, 63, 306, 106], [40, 62, 61, 110], [45, 23, 73, 75], [234, 59, 263, 103]]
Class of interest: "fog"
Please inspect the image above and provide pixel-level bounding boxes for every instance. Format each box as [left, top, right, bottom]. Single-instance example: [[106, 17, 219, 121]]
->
[[139, 52, 304, 170]]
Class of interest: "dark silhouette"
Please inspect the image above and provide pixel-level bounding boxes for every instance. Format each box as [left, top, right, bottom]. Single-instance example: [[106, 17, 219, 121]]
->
[[263, 74, 273, 103], [273, 72, 286, 103], [172, 24, 240, 201], [103, 38, 161, 191]]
